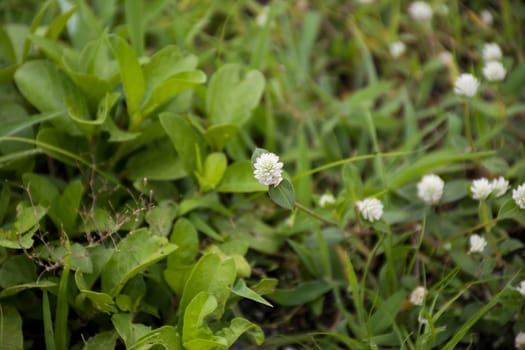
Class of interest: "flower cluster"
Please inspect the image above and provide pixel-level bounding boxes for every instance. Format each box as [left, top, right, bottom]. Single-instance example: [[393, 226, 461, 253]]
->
[[481, 43, 506, 82], [513, 184, 525, 209], [417, 174, 444, 205], [409, 286, 427, 306], [470, 177, 509, 200], [454, 73, 480, 97], [356, 198, 383, 222], [516, 332, 525, 349], [253, 152, 284, 186], [319, 193, 336, 208], [468, 234, 487, 254], [408, 1, 433, 23], [389, 41, 406, 59]]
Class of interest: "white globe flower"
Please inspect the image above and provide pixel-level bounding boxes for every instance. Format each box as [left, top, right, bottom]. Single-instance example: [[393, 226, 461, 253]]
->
[[319, 193, 336, 208], [490, 177, 509, 197], [483, 61, 506, 82], [470, 178, 492, 200], [516, 280, 525, 296], [454, 73, 480, 97], [516, 332, 525, 349], [417, 174, 445, 205], [468, 234, 487, 254], [389, 41, 406, 59], [408, 1, 433, 23], [356, 198, 383, 222], [409, 286, 427, 306], [513, 183, 525, 209], [480, 10, 493, 26], [253, 152, 283, 186], [482, 43, 502, 62]]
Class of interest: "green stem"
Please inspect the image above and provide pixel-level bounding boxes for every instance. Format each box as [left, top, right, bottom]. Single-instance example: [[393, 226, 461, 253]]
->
[[294, 202, 337, 226], [464, 101, 473, 151]]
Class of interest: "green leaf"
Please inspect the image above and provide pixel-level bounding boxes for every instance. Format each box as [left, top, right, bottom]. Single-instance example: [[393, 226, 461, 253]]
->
[[0, 304, 23, 350], [145, 200, 177, 237], [0, 203, 46, 249], [112, 313, 151, 348], [125, 0, 144, 56], [77, 290, 118, 314], [159, 112, 205, 175], [22, 173, 60, 207], [0, 111, 61, 138], [179, 253, 236, 323], [167, 218, 199, 268], [268, 280, 332, 306], [231, 279, 273, 307], [216, 161, 267, 193], [195, 152, 227, 192], [203, 124, 239, 151], [142, 70, 206, 116], [101, 228, 177, 296], [0, 281, 56, 299], [268, 179, 295, 209], [216, 317, 264, 347], [498, 199, 525, 226], [368, 291, 406, 334], [82, 331, 118, 350], [109, 34, 145, 122], [49, 180, 84, 232], [182, 292, 219, 348], [35, 242, 92, 273], [206, 64, 265, 126], [133, 326, 181, 350]]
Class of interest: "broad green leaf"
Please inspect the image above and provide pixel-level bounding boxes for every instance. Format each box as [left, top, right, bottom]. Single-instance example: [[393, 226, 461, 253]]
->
[[22, 173, 60, 207], [268, 179, 295, 209], [203, 124, 239, 151], [268, 280, 332, 306], [101, 228, 177, 296], [216, 317, 264, 347], [498, 199, 525, 226], [0, 203, 46, 249], [83, 331, 118, 350], [77, 290, 118, 314], [112, 313, 151, 348], [159, 112, 204, 175], [0, 26, 16, 64], [369, 291, 405, 334], [0, 111, 60, 138], [195, 152, 227, 192], [125, 140, 187, 181], [133, 326, 181, 350], [182, 292, 224, 350], [75, 245, 112, 290], [49, 180, 84, 232], [206, 64, 265, 126], [125, 0, 144, 56], [0, 255, 36, 288], [216, 161, 267, 193], [0, 304, 23, 350], [35, 241, 92, 273], [167, 218, 199, 267], [145, 200, 177, 237], [36, 128, 89, 166], [232, 279, 272, 307], [142, 70, 206, 116], [109, 34, 145, 121], [179, 253, 236, 322], [46, 5, 78, 40]]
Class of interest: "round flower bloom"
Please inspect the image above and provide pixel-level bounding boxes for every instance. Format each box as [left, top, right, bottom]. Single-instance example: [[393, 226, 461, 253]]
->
[[389, 41, 406, 59], [454, 73, 480, 97], [408, 1, 433, 23], [490, 177, 509, 197], [437, 51, 453, 66], [417, 174, 445, 205], [480, 10, 493, 26], [470, 178, 492, 200], [319, 193, 336, 208], [482, 43, 502, 62], [253, 152, 283, 186], [356, 198, 383, 222], [468, 234, 487, 254], [513, 183, 525, 209], [516, 280, 525, 296], [516, 332, 525, 349], [483, 61, 506, 82], [409, 286, 427, 306]]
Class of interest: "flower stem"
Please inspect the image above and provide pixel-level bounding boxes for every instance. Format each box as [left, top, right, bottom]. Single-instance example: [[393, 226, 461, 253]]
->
[[464, 101, 473, 151], [294, 202, 337, 226]]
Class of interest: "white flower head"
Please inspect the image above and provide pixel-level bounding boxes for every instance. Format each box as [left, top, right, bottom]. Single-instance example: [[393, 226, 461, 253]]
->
[[480, 10, 493, 26], [454, 73, 480, 97], [470, 178, 492, 200], [516, 280, 525, 296], [417, 174, 445, 205], [516, 332, 525, 349], [483, 61, 506, 82], [319, 193, 336, 208], [408, 1, 433, 23], [356, 198, 383, 222], [253, 152, 283, 186], [490, 177, 509, 197], [389, 41, 406, 59], [482, 43, 502, 62], [256, 6, 269, 27], [513, 183, 525, 209], [468, 234, 487, 254], [409, 286, 427, 306], [438, 51, 453, 66]]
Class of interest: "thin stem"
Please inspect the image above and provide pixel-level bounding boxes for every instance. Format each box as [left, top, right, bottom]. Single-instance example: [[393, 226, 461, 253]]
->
[[294, 202, 337, 226], [464, 101, 473, 151]]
